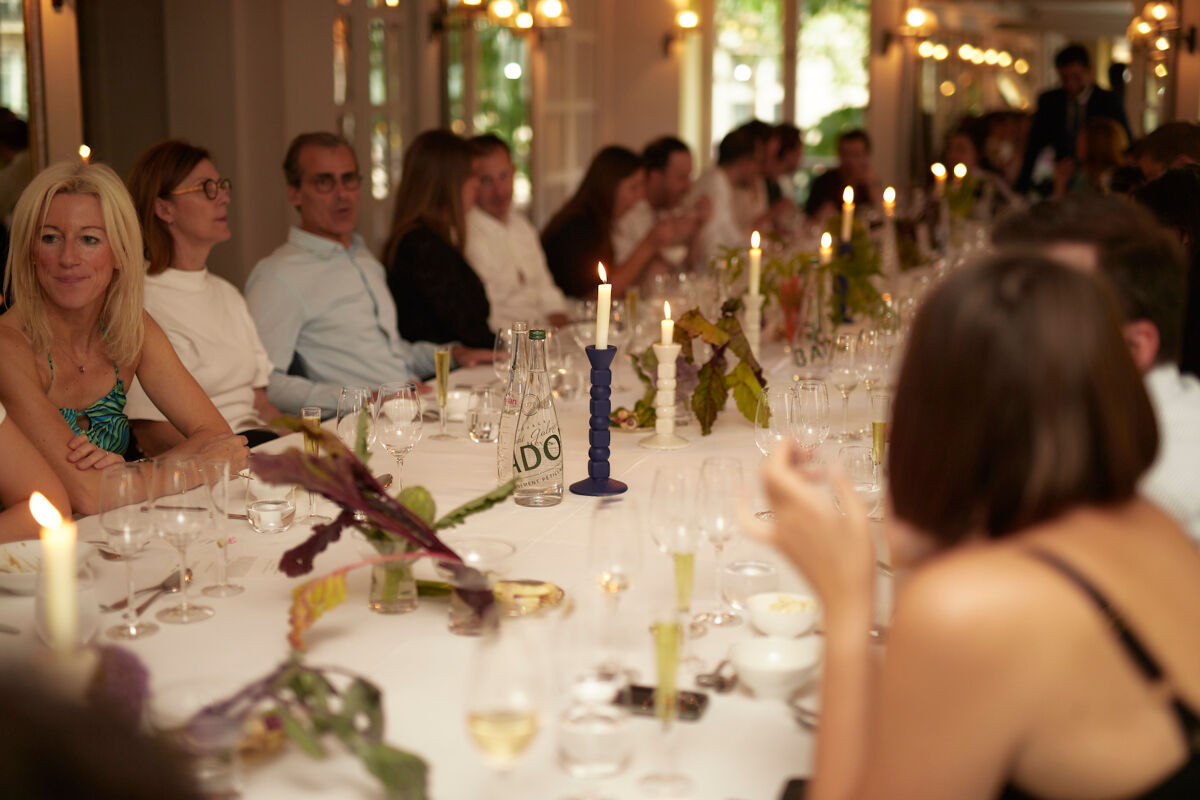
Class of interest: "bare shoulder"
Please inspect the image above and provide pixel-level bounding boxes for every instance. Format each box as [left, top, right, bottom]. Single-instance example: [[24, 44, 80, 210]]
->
[[0, 316, 41, 385]]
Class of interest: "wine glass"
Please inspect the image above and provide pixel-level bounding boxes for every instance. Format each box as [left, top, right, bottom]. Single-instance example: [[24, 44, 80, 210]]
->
[[466, 619, 542, 786], [431, 348, 455, 440], [335, 385, 375, 453], [838, 444, 883, 520], [494, 326, 514, 383], [587, 498, 643, 682], [299, 406, 332, 523], [375, 381, 423, 490], [791, 380, 830, 456], [829, 333, 859, 441], [150, 457, 213, 624], [99, 463, 157, 640], [870, 391, 890, 494], [696, 458, 743, 627], [754, 386, 794, 520], [201, 458, 243, 598]]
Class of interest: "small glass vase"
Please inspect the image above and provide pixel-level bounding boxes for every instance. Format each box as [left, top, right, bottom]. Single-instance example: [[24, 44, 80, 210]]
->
[[368, 538, 418, 615]]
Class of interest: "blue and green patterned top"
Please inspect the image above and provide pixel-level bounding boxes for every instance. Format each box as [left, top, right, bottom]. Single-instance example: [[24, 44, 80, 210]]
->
[[49, 356, 131, 457]]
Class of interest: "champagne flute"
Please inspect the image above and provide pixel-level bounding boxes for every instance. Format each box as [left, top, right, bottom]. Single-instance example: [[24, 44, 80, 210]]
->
[[648, 467, 706, 645], [432, 348, 454, 440], [696, 458, 743, 627], [829, 333, 859, 441], [99, 463, 157, 640], [336, 386, 375, 451], [375, 381, 423, 490], [791, 380, 830, 456], [200, 458, 243, 598], [637, 581, 692, 798], [151, 457, 213, 624], [299, 406, 331, 523], [466, 618, 542, 788], [754, 386, 794, 520], [870, 391, 890, 496]]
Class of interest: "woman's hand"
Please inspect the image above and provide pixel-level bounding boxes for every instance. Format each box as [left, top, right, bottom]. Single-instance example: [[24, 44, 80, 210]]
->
[[450, 346, 496, 368], [744, 442, 876, 606], [197, 433, 251, 473], [65, 434, 126, 472]]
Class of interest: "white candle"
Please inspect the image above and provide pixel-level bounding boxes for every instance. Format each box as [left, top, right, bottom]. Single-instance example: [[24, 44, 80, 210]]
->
[[841, 186, 855, 242], [931, 163, 947, 197], [819, 231, 833, 265], [953, 162, 967, 190], [748, 231, 762, 297], [78, 145, 90, 165], [29, 492, 77, 652], [661, 300, 673, 346], [595, 263, 611, 350], [883, 186, 896, 218]]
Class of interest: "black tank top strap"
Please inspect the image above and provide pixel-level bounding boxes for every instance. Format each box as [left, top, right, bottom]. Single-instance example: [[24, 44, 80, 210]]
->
[[1025, 548, 1162, 680]]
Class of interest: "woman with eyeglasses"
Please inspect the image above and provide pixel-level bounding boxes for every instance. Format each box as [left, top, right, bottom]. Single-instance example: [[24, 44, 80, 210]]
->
[[0, 160, 248, 515], [382, 129, 494, 349], [124, 140, 280, 455]]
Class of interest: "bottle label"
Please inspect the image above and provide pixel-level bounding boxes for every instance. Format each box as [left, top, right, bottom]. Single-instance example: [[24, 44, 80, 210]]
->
[[514, 433, 562, 472]]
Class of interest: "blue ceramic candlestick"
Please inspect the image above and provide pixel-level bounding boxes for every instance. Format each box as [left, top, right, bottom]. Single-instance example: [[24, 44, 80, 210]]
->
[[569, 345, 628, 497]]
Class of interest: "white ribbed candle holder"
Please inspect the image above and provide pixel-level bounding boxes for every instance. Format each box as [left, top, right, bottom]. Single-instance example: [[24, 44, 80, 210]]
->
[[638, 343, 689, 450], [743, 292, 764, 361]]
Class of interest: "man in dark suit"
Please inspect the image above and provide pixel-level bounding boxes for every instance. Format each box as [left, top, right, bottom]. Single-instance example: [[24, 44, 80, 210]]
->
[[1016, 43, 1131, 193]]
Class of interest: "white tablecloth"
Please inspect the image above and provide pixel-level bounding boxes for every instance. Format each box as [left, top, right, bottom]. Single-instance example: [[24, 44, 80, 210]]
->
[[1, 350, 891, 800]]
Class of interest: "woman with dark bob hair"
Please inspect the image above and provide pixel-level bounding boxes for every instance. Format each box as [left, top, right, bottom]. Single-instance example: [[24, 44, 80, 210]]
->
[[0, 162, 247, 515], [753, 254, 1200, 799]]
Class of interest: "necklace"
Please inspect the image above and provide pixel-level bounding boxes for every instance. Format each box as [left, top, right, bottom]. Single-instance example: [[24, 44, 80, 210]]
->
[[57, 335, 98, 374]]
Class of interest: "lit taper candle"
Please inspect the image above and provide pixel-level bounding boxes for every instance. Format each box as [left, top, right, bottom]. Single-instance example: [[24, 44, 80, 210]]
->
[[29, 492, 77, 652], [841, 186, 855, 242], [595, 263, 611, 350], [748, 231, 762, 296]]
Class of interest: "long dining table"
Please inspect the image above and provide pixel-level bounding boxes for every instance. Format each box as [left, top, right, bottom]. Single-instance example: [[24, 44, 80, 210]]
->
[[0, 345, 893, 800]]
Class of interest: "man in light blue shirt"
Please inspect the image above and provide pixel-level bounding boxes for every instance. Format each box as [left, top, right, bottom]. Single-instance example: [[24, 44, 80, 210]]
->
[[246, 132, 491, 415]]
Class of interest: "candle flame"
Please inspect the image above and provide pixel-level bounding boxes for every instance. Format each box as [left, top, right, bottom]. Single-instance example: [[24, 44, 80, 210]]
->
[[78, 144, 91, 161], [931, 162, 947, 179], [750, 230, 760, 249], [953, 163, 967, 179], [29, 492, 63, 527], [843, 186, 854, 205], [820, 231, 832, 249], [598, 262, 607, 283], [883, 186, 896, 204], [664, 300, 672, 320]]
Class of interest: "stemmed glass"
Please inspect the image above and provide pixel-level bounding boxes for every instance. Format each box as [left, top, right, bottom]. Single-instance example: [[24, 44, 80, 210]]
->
[[587, 498, 643, 680], [838, 444, 883, 520], [791, 380, 831, 457], [870, 391, 890, 507], [829, 333, 859, 441], [432, 348, 455, 440], [151, 457, 213, 624], [494, 327, 514, 383], [375, 381, 423, 490], [335, 386, 375, 453], [299, 406, 332, 523], [695, 458, 743, 627], [649, 467, 705, 647], [99, 463, 157, 640], [754, 386, 795, 520], [201, 458, 243, 598], [638, 580, 692, 798], [466, 618, 542, 790]]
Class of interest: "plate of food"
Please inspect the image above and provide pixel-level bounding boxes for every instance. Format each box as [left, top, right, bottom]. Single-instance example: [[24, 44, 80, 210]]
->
[[0, 540, 97, 595]]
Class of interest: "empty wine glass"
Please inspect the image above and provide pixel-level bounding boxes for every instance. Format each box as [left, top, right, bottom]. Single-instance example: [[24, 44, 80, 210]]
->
[[151, 457, 213, 624], [754, 386, 794, 521], [99, 463, 157, 640], [791, 380, 830, 456], [838, 444, 883, 520], [336, 385, 376, 453], [829, 333, 859, 441], [375, 381, 423, 490], [587, 497, 643, 681], [696, 458, 743, 627], [494, 327, 514, 383]]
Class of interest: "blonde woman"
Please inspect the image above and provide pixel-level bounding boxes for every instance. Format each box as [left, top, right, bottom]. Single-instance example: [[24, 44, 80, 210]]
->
[[0, 161, 247, 515]]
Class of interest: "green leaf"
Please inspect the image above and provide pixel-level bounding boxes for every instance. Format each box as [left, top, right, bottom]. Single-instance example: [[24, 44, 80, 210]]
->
[[691, 359, 729, 436], [275, 703, 327, 758], [355, 408, 372, 462], [341, 678, 384, 740], [715, 313, 764, 378], [360, 743, 429, 800], [677, 308, 730, 349], [726, 362, 765, 425], [433, 480, 516, 530], [416, 580, 453, 598], [396, 486, 436, 525]]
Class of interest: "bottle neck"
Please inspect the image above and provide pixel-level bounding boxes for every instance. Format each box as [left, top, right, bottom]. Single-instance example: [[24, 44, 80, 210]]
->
[[527, 338, 547, 372], [510, 331, 528, 372]]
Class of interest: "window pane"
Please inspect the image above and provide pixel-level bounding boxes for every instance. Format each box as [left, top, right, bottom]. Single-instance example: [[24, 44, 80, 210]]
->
[[446, 29, 466, 134], [333, 17, 350, 106], [370, 114, 389, 199], [713, 0, 784, 146], [795, 0, 869, 161], [368, 19, 386, 106], [475, 26, 531, 205]]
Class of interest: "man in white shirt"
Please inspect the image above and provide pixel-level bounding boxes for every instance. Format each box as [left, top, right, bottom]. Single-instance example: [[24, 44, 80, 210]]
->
[[611, 136, 709, 268], [464, 135, 568, 332], [993, 196, 1200, 541], [246, 132, 491, 416], [693, 126, 762, 269]]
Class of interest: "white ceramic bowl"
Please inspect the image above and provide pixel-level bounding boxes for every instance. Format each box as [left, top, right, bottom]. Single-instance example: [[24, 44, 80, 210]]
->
[[747, 591, 819, 637], [732, 636, 822, 700], [0, 540, 97, 595]]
